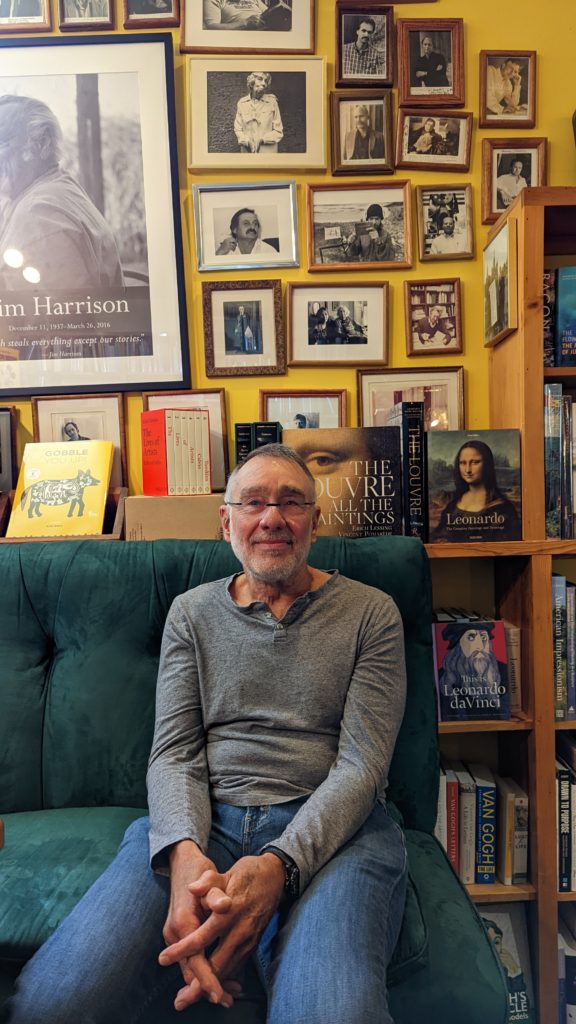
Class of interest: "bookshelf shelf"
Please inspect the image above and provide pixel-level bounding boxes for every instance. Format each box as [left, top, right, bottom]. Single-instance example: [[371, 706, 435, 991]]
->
[[555, 721, 576, 731], [557, 892, 576, 902], [468, 882, 536, 904], [438, 717, 532, 734]]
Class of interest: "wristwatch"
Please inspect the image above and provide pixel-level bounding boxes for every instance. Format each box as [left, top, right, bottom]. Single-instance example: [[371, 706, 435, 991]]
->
[[262, 845, 300, 898]]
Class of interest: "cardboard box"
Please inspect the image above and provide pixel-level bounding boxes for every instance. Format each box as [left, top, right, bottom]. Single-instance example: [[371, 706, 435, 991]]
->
[[125, 494, 224, 541]]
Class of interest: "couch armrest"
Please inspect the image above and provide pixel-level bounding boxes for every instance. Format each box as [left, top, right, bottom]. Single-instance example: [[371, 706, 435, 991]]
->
[[0, 818, 4, 849], [389, 831, 509, 1024]]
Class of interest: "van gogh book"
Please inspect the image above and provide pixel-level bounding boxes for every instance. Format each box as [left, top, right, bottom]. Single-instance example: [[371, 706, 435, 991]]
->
[[7, 440, 113, 538], [427, 429, 522, 543], [432, 619, 510, 721], [282, 427, 402, 538]]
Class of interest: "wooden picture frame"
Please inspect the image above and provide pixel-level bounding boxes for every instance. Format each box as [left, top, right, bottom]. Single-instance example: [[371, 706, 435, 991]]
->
[[202, 280, 286, 378], [181, 0, 315, 55], [59, 0, 113, 29], [187, 57, 325, 171], [330, 88, 394, 176], [396, 109, 472, 171], [483, 219, 518, 348], [404, 278, 462, 356], [122, 0, 179, 29], [416, 184, 474, 261], [193, 181, 299, 272], [307, 181, 412, 272], [0, 407, 18, 492], [31, 393, 127, 488], [335, 2, 394, 88], [287, 282, 388, 366], [0, 35, 189, 398], [259, 390, 347, 430], [479, 51, 536, 129], [397, 17, 464, 108], [357, 366, 464, 430], [0, 0, 50, 31], [142, 389, 229, 490], [482, 137, 547, 225]]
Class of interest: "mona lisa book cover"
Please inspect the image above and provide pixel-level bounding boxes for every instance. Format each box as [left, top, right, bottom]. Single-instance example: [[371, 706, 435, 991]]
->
[[427, 429, 522, 543]]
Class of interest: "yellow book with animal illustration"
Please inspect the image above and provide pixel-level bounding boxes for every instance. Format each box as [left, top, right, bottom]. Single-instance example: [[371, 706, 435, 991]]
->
[[6, 441, 114, 539]]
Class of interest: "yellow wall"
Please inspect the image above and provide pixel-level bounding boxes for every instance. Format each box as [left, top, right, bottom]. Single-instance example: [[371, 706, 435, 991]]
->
[[5, 0, 576, 493]]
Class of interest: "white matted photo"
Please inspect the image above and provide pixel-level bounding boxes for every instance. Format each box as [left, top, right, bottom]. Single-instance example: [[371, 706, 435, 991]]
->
[[307, 182, 411, 271], [31, 393, 126, 487], [142, 389, 228, 490], [396, 110, 472, 171], [287, 282, 387, 366], [193, 182, 298, 272], [357, 366, 464, 431], [202, 280, 285, 377], [188, 57, 325, 170], [259, 389, 346, 429], [416, 184, 473, 261], [181, 0, 315, 54]]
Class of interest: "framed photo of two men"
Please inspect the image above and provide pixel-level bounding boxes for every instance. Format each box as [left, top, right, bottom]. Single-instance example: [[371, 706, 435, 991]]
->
[[188, 56, 325, 170], [397, 18, 464, 108], [181, 0, 315, 54], [335, 2, 394, 88]]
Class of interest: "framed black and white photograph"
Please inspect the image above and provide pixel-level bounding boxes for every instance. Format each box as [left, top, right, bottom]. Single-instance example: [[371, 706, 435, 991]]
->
[[404, 278, 462, 356], [307, 182, 411, 272], [142, 389, 229, 490], [397, 18, 464, 107], [31, 393, 127, 487], [287, 282, 388, 366], [482, 137, 547, 225], [202, 280, 285, 377], [330, 89, 394, 176], [0, 0, 50, 32], [188, 57, 325, 170], [396, 110, 472, 172], [483, 220, 518, 348], [193, 181, 299, 272], [335, 2, 393, 88], [357, 366, 464, 430], [259, 389, 347, 430], [0, 35, 189, 398], [416, 184, 474, 261], [479, 51, 536, 129], [181, 0, 314, 54], [0, 406, 17, 492], [59, 0, 113, 29], [122, 0, 179, 29]]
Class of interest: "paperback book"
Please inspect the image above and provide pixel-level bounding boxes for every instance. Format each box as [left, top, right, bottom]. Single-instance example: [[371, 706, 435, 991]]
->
[[479, 905, 536, 1023], [7, 440, 113, 539], [555, 266, 576, 366], [543, 268, 556, 368], [282, 427, 402, 538], [427, 429, 522, 543], [433, 619, 510, 721]]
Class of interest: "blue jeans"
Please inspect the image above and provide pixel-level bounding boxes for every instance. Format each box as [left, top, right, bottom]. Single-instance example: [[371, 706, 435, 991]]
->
[[2, 799, 406, 1024]]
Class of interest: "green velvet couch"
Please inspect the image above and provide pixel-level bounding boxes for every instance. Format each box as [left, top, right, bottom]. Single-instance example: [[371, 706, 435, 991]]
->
[[0, 537, 508, 1023]]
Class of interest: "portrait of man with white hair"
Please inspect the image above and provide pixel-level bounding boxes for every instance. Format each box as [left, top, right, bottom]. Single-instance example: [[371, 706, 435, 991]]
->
[[233, 71, 283, 154]]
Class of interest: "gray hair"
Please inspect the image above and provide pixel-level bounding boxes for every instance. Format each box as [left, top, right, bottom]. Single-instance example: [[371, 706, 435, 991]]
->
[[224, 443, 316, 502], [0, 95, 62, 163], [247, 71, 272, 91]]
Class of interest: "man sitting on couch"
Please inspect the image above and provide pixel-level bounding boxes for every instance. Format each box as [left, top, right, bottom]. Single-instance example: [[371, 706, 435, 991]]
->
[[3, 443, 407, 1024]]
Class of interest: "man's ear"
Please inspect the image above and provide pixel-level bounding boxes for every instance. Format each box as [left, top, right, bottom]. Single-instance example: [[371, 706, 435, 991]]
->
[[310, 505, 321, 543], [219, 503, 231, 542]]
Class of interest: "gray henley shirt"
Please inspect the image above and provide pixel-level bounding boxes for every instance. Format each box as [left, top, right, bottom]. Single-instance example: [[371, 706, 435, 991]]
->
[[147, 570, 406, 892]]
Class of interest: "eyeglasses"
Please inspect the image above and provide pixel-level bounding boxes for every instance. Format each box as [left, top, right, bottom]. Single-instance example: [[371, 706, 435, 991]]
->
[[225, 498, 315, 518]]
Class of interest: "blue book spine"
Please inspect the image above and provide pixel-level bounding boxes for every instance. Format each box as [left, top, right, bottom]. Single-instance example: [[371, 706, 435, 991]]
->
[[555, 266, 576, 367], [553, 575, 568, 721], [474, 780, 497, 883]]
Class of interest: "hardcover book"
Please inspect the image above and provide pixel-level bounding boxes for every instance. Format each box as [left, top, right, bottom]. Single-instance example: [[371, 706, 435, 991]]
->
[[552, 574, 568, 721], [544, 382, 563, 538], [555, 266, 576, 366], [468, 763, 497, 884], [495, 775, 529, 886], [282, 427, 402, 539], [556, 757, 572, 893], [502, 620, 522, 716], [386, 401, 427, 541], [142, 409, 211, 496], [7, 440, 113, 539], [427, 429, 522, 543], [543, 268, 557, 368], [448, 760, 476, 885], [432, 619, 510, 722], [479, 905, 536, 1023], [235, 423, 255, 466]]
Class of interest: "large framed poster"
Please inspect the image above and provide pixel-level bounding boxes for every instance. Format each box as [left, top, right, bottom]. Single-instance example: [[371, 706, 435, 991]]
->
[[0, 34, 189, 397]]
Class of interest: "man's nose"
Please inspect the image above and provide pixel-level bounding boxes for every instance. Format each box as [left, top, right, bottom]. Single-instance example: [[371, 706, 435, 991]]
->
[[259, 503, 287, 525]]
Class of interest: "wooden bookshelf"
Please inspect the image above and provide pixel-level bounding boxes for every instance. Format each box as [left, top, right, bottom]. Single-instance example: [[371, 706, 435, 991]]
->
[[485, 186, 576, 1024]]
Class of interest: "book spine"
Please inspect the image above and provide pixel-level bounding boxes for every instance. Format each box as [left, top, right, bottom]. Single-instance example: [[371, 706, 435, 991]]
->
[[555, 267, 576, 367], [141, 411, 168, 496], [165, 410, 176, 496], [172, 411, 183, 496], [503, 621, 522, 716], [562, 395, 573, 538], [402, 404, 427, 541], [512, 793, 529, 885], [474, 781, 497, 883], [180, 411, 190, 495], [543, 268, 557, 368], [235, 423, 255, 465], [434, 768, 447, 851], [187, 412, 198, 495], [568, 584, 576, 719], [444, 769, 459, 873], [200, 410, 211, 494], [553, 575, 568, 721], [544, 383, 563, 538], [557, 763, 571, 892], [254, 422, 282, 448], [458, 782, 476, 885], [496, 782, 514, 886]]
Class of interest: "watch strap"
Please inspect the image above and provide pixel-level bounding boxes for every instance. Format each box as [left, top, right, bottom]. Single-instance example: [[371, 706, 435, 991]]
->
[[261, 845, 300, 897]]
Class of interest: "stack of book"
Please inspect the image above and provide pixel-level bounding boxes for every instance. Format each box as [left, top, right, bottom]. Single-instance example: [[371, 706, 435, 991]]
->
[[435, 759, 528, 888], [432, 610, 521, 721], [234, 421, 282, 464], [141, 408, 211, 496], [552, 575, 576, 721], [544, 382, 576, 538], [543, 266, 576, 368]]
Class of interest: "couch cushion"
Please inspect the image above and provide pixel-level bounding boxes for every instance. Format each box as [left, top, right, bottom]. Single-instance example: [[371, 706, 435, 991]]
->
[[0, 808, 143, 964]]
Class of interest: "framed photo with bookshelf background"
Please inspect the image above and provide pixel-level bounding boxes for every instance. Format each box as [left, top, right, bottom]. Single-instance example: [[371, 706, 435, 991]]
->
[[404, 278, 462, 356], [357, 366, 464, 431]]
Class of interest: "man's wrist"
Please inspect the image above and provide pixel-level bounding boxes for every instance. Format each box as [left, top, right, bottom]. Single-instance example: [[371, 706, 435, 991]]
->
[[260, 846, 300, 898]]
